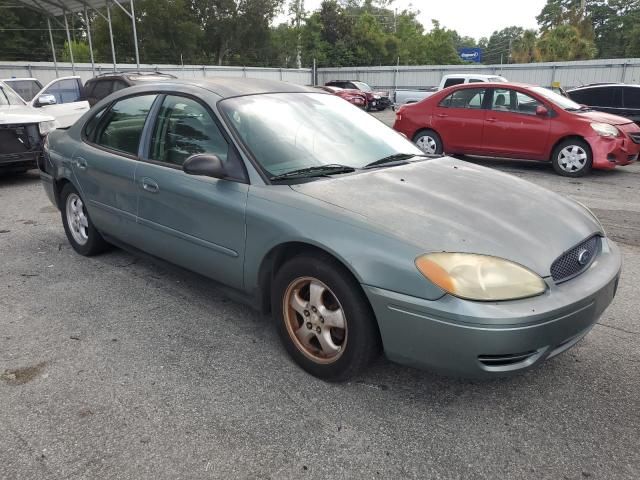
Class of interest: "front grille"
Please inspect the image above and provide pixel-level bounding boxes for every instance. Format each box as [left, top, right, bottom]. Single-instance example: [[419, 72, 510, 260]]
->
[[550, 235, 600, 283], [628, 132, 640, 144]]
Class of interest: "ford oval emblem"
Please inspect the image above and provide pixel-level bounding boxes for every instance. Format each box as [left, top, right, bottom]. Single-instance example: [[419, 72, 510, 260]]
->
[[577, 249, 591, 266]]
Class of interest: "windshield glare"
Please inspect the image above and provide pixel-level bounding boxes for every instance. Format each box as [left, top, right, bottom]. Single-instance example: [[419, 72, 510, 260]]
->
[[531, 86, 582, 110], [221, 93, 422, 178], [0, 82, 26, 106], [352, 81, 372, 92]]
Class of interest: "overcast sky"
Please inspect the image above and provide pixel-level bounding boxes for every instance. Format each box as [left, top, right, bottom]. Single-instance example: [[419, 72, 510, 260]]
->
[[280, 0, 547, 40]]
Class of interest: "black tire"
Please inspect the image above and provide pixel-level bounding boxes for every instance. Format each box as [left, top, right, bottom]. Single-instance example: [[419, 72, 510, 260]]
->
[[272, 253, 380, 381], [60, 183, 109, 256], [551, 138, 593, 177], [413, 129, 443, 155]]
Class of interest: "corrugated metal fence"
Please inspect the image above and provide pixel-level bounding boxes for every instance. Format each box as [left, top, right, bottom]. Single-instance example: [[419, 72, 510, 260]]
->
[[317, 58, 640, 90], [0, 61, 313, 86], [2, 58, 640, 91]]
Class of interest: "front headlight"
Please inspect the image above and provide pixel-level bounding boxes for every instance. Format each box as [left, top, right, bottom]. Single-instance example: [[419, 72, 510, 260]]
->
[[415, 253, 547, 301], [590, 122, 619, 137], [373, 94, 381, 99], [39, 120, 58, 136]]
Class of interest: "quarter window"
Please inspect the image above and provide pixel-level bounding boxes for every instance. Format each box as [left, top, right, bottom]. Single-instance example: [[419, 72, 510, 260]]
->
[[623, 87, 640, 108], [439, 88, 486, 109], [149, 95, 228, 166], [94, 94, 157, 156]]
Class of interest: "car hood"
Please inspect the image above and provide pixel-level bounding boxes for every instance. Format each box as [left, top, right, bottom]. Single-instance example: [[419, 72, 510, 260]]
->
[[575, 110, 632, 125], [0, 105, 54, 124], [291, 157, 601, 277]]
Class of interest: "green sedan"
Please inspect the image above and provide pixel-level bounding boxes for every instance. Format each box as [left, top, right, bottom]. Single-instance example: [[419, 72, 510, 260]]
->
[[39, 79, 621, 381]]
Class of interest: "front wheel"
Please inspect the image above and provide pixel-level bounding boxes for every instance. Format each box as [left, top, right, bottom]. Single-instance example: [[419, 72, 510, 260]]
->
[[60, 183, 109, 256], [551, 139, 593, 177], [272, 254, 380, 381], [414, 129, 443, 155]]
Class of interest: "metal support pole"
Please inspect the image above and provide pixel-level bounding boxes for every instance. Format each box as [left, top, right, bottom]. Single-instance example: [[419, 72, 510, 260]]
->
[[130, 0, 140, 71], [85, 7, 96, 75], [63, 13, 75, 75], [47, 17, 59, 78], [107, 2, 117, 72]]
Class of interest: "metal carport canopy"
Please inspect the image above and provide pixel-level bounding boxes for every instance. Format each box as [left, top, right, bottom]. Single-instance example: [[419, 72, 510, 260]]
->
[[15, 0, 141, 76]]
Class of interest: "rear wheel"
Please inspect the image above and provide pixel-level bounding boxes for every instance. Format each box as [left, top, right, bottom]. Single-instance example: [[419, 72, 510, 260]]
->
[[552, 139, 592, 177], [272, 253, 380, 381], [414, 129, 443, 155], [60, 183, 109, 256]]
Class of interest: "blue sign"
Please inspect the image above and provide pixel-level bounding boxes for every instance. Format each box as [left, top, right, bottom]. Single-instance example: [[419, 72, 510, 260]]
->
[[458, 48, 483, 63]]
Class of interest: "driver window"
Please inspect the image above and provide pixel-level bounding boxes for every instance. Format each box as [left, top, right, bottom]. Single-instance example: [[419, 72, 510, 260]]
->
[[150, 95, 228, 167], [492, 89, 541, 115], [42, 78, 82, 104]]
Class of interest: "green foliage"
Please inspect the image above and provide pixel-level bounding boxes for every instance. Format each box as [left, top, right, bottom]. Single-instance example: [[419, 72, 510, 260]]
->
[[537, 24, 597, 61], [61, 40, 94, 63]]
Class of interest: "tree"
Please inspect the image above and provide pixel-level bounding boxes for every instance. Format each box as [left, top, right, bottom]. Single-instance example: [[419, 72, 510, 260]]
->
[[511, 30, 540, 63], [61, 40, 93, 63], [483, 27, 524, 64], [537, 24, 597, 61], [421, 21, 462, 65]]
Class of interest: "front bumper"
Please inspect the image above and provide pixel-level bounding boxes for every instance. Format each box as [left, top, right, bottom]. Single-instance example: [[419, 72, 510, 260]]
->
[[364, 238, 622, 378], [587, 134, 640, 169]]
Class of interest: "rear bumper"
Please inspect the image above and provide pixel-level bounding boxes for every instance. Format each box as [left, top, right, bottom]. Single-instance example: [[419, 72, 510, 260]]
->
[[587, 134, 640, 169], [0, 152, 38, 170], [364, 238, 621, 378]]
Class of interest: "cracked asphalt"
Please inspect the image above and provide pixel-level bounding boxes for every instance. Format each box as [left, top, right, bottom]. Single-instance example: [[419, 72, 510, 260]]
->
[[0, 111, 638, 479]]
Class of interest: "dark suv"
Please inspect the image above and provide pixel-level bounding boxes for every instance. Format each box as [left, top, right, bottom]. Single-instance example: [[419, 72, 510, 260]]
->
[[325, 80, 391, 111], [83, 71, 177, 106], [568, 83, 640, 125]]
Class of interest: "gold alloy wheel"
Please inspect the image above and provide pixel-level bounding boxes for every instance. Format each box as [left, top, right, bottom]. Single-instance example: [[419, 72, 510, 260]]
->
[[283, 277, 348, 364]]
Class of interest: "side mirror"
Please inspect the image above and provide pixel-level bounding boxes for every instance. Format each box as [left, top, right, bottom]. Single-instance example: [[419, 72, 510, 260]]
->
[[536, 105, 549, 117], [36, 94, 57, 107], [183, 154, 226, 179]]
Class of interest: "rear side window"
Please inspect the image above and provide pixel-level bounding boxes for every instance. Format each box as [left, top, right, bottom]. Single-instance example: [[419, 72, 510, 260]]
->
[[92, 80, 113, 101], [468, 79, 484, 83], [42, 78, 82, 104], [440, 88, 486, 109], [571, 87, 621, 108], [623, 87, 640, 108], [94, 95, 157, 156], [443, 78, 465, 88], [112, 80, 128, 93]]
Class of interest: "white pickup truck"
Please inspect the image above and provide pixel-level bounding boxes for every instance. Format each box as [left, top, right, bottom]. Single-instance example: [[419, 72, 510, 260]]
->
[[394, 74, 508, 106]]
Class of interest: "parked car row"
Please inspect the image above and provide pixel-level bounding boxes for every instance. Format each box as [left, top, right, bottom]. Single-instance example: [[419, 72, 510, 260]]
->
[[394, 81, 640, 176], [38, 78, 622, 382]]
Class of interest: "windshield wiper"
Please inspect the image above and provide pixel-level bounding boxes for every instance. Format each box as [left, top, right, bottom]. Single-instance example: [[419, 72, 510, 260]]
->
[[363, 153, 430, 169], [269, 164, 356, 181]]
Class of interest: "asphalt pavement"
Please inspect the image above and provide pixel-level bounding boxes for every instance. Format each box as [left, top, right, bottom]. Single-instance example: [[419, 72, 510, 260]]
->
[[1, 113, 639, 479]]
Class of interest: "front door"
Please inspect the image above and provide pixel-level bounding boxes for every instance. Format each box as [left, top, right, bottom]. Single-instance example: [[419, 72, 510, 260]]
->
[[136, 94, 248, 289], [482, 88, 550, 159], [71, 94, 158, 240], [431, 87, 488, 153], [31, 77, 90, 128]]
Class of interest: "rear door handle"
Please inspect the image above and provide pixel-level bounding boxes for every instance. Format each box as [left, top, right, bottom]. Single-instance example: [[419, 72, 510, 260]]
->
[[141, 177, 159, 193], [436, 113, 448, 118], [75, 157, 87, 170]]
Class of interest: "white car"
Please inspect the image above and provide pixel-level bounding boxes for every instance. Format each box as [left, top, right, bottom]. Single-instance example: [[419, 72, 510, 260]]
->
[[0, 81, 57, 173], [394, 74, 508, 107], [2, 76, 90, 128]]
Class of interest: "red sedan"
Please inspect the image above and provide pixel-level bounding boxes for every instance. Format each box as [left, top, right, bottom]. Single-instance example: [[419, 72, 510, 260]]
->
[[316, 86, 367, 109], [393, 82, 640, 176]]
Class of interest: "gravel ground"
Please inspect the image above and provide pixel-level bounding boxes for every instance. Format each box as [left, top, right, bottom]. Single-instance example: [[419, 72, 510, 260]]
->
[[1, 112, 639, 479]]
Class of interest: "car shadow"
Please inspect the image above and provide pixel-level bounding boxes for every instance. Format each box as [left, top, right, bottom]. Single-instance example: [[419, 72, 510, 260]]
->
[[0, 169, 40, 186]]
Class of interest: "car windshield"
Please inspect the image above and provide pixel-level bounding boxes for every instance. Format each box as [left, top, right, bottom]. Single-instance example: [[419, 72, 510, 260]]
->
[[4, 79, 43, 101], [489, 77, 507, 82], [530, 86, 582, 111], [220, 93, 423, 178], [0, 82, 26, 106], [352, 81, 372, 92]]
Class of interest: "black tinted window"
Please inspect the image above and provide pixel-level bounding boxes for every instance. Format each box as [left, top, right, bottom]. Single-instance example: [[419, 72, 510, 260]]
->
[[92, 80, 113, 101], [440, 88, 486, 109], [443, 78, 465, 88], [42, 78, 81, 104], [150, 95, 227, 166], [94, 95, 157, 155], [571, 87, 620, 107], [623, 87, 640, 108]]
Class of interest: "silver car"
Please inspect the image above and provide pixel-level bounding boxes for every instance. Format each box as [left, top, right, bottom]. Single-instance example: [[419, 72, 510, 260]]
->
[[39, 79, 621, 381]]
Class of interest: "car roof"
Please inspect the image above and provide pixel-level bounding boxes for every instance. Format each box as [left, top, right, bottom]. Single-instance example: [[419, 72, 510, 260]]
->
[[448, 81, 535, 90], [568, 83, 635, 91], [107, 78, 318, 99], [442, 74, 505, 79], [1, 77, 39, 81]]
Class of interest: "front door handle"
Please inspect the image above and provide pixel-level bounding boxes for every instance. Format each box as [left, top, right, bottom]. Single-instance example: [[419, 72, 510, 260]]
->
[[486, 117, 498, 123], [436, 113, 448, 118], [141, 177, 159, 193], [75, 157, 87, 170]]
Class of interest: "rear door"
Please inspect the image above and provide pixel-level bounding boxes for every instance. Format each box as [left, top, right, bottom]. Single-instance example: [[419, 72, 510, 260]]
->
[[135, 94, 248, 289], [482, 88, 550, 159], [31, 77, 90, 127], [431, 87, 488, 153], [621, 87, 640, 124], [71, 94, 158, 241]]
